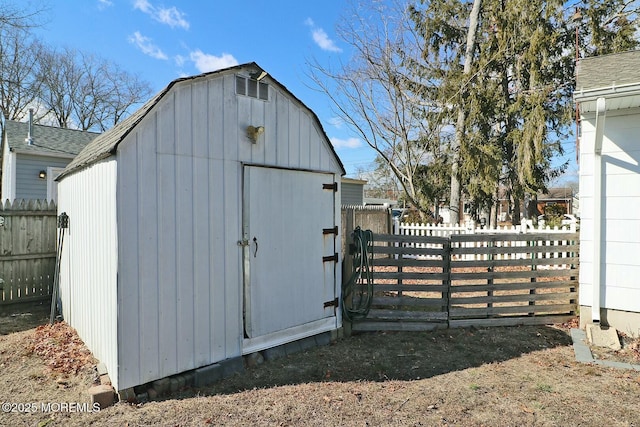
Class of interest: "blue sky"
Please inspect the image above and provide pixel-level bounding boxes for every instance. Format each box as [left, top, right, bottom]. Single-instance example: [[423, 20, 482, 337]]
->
[[34, 0, 374, 176], [33, 0, 578, 183]]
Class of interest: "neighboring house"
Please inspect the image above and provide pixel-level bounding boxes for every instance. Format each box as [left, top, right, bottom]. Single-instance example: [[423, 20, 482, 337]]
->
[[0, 113, 99, 202], [535, 187, 574, 216], [574, 50, 640, 336], [56, 63, 345, 395], [341, 177, 366, 206]]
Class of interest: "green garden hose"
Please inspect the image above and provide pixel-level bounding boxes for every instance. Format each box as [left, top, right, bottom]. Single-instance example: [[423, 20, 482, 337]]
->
[[342, 227, 374, 321]]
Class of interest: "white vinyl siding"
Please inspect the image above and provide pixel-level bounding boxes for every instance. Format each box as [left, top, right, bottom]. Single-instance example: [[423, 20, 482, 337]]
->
[[579, 108, 640, 314], [57, 159, 119, 389]]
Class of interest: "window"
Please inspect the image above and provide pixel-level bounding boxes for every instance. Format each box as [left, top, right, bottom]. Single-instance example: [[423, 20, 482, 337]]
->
[[236, 75, 269, 100]]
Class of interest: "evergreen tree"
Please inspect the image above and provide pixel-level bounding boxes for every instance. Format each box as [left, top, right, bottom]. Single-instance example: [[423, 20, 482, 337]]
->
[[411, 0, 576, 224]]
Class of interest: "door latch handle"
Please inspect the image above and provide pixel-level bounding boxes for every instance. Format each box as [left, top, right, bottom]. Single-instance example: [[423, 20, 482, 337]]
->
[[253, 237, 258, 257]]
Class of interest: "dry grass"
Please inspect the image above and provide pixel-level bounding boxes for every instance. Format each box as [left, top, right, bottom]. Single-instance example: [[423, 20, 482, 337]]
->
[[1, 308, 640, 426]]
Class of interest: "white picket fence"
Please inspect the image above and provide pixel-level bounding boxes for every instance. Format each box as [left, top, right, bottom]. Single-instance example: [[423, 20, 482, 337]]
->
[[392, 219, 578, 263]]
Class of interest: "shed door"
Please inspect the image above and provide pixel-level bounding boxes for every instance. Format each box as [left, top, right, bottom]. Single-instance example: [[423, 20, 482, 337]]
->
[[243, 166, 337, 338]]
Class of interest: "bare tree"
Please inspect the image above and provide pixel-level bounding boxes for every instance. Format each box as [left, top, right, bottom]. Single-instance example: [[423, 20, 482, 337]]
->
[[0, 3, 46, 30], [307, 1, 448, 217], [0, 25, 45, 120], [37, 46, 153, 131], [37, 47, 81, 128], [100, 64, 153, 131]]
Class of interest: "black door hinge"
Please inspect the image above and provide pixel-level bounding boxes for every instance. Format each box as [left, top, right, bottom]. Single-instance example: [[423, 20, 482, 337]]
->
[[322, 182, 338, 191], [324, 297, 339, 308], [323, 226, 338, 235], [322, 253, 338, 263]]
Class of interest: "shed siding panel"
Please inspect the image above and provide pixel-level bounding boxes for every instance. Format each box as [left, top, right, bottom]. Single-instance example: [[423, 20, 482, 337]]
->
[[209, 159, 228, 361], [288, 104, 301, 167], [136, 124, 160, 381], [264, 92, 278, 165], [223, 159, 242, 357], [175, 153, 196, 373], [192, 156, 211, 366], [299, 113, 311, 169], [175, 85, 193, 157], [116, 139, 142, 386], [210, 79, 225, 161], [223, 74, 239, 162], [276, 91, 290, 167], [238, 96, 253, 161], [579, 112, 640, 313], [192, 80, 210, 159], [57, 159, 118, 389], [156, 153, 179, 376]]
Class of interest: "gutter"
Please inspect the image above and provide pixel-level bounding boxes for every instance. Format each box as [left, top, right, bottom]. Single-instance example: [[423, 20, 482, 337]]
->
[[592, 97, 606, 323], [11, 148, 76, 160], [574, 82, 640, 103]]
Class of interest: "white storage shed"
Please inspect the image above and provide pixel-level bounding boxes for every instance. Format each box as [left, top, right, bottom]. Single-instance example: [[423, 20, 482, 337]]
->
[[575, 50, 640, 336], [56, 63, 345, 393]]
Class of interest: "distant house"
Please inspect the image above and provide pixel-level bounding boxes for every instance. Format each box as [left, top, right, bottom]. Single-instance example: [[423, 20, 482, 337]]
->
[[341, 177, 366, 206], [0, 112, 99, 202], [535, 187, 574, 216], [574, 50, 640, 336]]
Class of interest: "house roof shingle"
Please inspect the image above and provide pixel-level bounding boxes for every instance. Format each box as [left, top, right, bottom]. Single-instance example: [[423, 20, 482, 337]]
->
[[576, 50, 640, 91], [58, 62, 345, 180], [3, 119, 99, 158]]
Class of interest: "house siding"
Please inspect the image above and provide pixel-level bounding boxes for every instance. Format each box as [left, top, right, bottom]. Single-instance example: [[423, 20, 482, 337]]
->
[[57, 159, 119, 389], [341, 182, 364, 205], [579, 108, 640, 316], [15, 154, 71, 200], [113, 72, 342, 390]]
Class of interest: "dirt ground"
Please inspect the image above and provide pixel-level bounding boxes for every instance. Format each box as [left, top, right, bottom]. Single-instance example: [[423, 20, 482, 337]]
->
[[1, 307, 639, 426]]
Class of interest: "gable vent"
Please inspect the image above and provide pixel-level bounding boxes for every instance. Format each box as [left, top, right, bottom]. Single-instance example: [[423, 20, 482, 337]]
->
[[236, 75, 269, 101]]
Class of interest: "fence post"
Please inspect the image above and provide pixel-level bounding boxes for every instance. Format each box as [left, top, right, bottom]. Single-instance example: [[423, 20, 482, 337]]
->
[[443, 237, 451, 327]]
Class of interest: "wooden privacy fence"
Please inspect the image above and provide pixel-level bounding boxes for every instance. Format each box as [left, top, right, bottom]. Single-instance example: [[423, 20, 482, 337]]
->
[[0, 200, 57, 309], [349, 231, 579, 331]]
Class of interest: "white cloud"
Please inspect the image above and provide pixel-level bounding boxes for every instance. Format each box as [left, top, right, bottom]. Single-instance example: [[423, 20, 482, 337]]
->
[[128, 31, 168, 60], [305, 17, 342, 53], [97, 0, 113, 9], [330, 137, 362, 149], [133, 0, 152, 13], [174, 54, 187, 67], [327, 116, 344, 129], [134, 0, 190, 30], [189, 50, 238, 72]]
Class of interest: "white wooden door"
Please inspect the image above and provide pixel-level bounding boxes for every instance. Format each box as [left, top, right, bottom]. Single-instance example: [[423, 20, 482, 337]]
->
[[243, 166, 337, 338]]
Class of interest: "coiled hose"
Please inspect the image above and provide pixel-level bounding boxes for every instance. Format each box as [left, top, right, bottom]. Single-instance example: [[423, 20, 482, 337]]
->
[[341, 226, 374, 321]]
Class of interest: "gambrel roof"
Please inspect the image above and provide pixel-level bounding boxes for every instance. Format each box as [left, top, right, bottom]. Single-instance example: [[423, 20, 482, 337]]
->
[[58, 62, 345, 180]]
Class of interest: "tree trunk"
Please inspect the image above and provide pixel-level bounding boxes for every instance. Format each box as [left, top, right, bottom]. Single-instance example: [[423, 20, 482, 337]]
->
[[512, 196, 521, 225], [449, 0, 482, 225]]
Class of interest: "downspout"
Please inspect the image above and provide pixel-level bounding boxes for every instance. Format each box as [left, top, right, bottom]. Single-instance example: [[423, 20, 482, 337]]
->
[[592, 97, 606, 323]]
